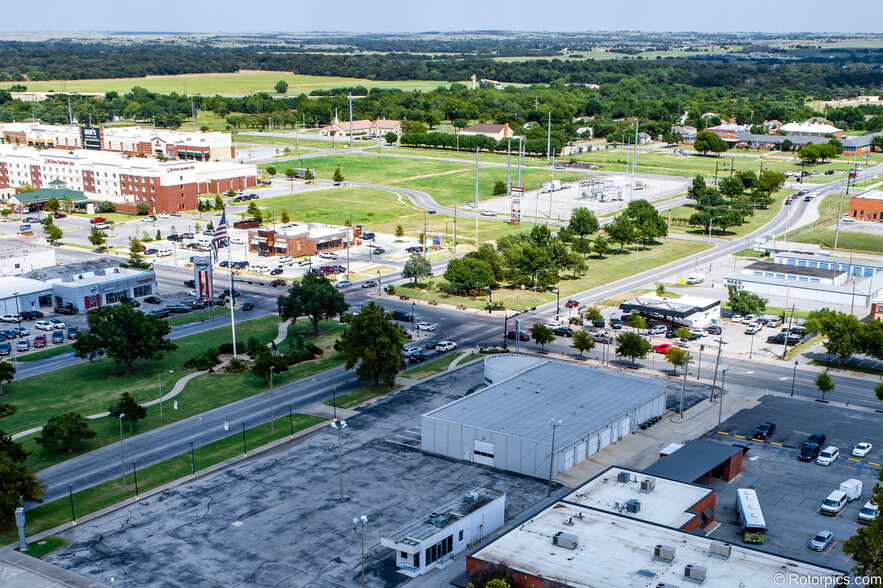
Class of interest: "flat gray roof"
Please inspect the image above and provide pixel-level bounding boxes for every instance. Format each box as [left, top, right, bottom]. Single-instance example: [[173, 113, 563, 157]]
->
[[775, 251, 883, 269], [745, 261, 843, 279], [383, 488, 503, 545], [423, 360, 667, 449], [643, 440, 745, 484]]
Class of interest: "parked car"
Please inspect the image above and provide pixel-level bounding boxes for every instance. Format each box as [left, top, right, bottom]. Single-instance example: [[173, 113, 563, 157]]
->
[[436, 341, 457, 352], [144, 296, 162, 304], [55, 305, 77, 315], [507, 330, 530, 342], [853, 442, 873, 457], [816, 446, 840, 466], [821, 491, 848, 516], [690, 328, 708, 338], [745, 323, 762, 335], [67, 326, 78, 340], [564, 299, 579, 309], [49, 319, 66, 329], [120, 296, 140, 308], [241, 302, 254, 311], [648, 325, 667, 336], [0, 343, 10, 356], [373, 248, 385, 254], [35, 320, 55, 331], [405, 246, 424, 254], [181, 232, 194, 239], [809, 531, 834, 551], [156, 249, 173, 257], [424, 340, 439, 349], [416, 322, 436, 332], [270, 279, 287, 287], [767, 332, 801, 346], [20, 310, 44, 320], [33, 334, 47, 348], [0, 314, 22, 323], [318, 251, 339, 259], [552, 326, 573, 337], [90, 217, 107, 224], [730, 314, 743, 323], [408, 352, 429, 363], [799, 443, 822, 462], [591, 333, 615, 344], [753, 422, 776, 439], [0, 330, 17, 340], [11, 327, 29, 337], [53, 212, 67, 219], [402, 346, 421, 357], [165, 305, 190, 314], [806, 433, 827, 447], [652, 343, 673, 354], [335, 280, 353, 288], [680, 331, 701, 342], [360, 232, 375, 240], [705, 325, 722, 335], [391, 311, 413, 322], [610, 318, 622, 329], [592, 319, 606, 329], [148, 309, 170, 319], [858, 501, 879, 524], [51, 330, 64, 344], [361, 280, 378, 289], [16, 338, 29, 352]]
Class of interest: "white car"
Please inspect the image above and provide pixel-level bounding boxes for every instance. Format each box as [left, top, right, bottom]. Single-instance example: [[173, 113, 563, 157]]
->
[[230, 237, 245, 245], [156, 249, 173, 257], [416, 322, 436, 332], [690, 328, 707, 338], [34, 320, 55, 331], [318, 252, 339, 260], [730, 314, 743, 323], [816, 446, 840, 466], [188, 290, 198, 297], [480, 210, 497, 217], [742, 314, 757, 324], [841, 216, 855, 224], [853, 442, 873, 457], [648, 325, 667, 336], [0, 313, 22, 323], [436, 341, 457, 352], [744, 323, 761, 335], [278, 256, 294, 264], [402, 346, 421, 357], [157, 213, 170, 219]]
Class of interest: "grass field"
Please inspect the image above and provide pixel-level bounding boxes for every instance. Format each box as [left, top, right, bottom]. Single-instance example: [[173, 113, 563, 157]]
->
[[17, 344, 74, 362], [0, 414, 325, 547], [405, 352, 465, 379], [10, 318, 346, 471], [236, 135, 349, 150], [385, 146, 548, 168], [0, 70, 457, 96], [792, 227, 883, 254], [325, 384, 398, 409], [666, 190, 791, 240], [398, 239, 710, 312], [261, 153, 471, 184]]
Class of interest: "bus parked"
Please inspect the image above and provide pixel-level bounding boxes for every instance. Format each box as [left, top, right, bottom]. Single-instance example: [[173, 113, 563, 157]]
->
[[735, 489, 766, 544]]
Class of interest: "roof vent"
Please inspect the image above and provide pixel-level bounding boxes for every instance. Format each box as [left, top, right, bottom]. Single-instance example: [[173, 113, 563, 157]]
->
[[708, 541, 731, 559], [94, 269, 105, 276], [684, 564, 707, 583], [113, 267, 120, 273], [552, 531, 578, 550], [641, 478, 656, 493], [617, 471, 631, 484], [654, 545, 676, 563], [657, 584, 681, 588]]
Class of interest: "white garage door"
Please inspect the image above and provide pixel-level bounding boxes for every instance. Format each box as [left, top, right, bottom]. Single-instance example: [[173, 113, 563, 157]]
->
[[589, 434, 599, 455], [620, 416, 631, 440], [564, 448, 575, 470], [599, 427, 612, 450], [576, 441, 587, 463], [473, 440, 495, 467]]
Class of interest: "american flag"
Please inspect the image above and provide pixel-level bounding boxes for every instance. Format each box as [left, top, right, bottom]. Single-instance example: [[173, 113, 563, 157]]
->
[[211, 210, 228, 262]]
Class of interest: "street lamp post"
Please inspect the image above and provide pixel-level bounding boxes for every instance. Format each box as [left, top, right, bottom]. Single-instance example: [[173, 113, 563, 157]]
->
[[718, 367, 729, 425], [696, 344, 704, 380], [119, 414, 126, 486], [353, 515, 368, 588], [679, 360, 690, 418], [707, 216, 722, 244], [269, 366, 275, 432], [158, 370, 173, 422], [790, 360, 798, 397], [332, 418, 347, 500], [547, 418, 562, 498], [709, 339, 727, 402]]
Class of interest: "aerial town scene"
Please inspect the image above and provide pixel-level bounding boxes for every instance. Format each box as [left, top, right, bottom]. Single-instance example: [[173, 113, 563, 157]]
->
[[0, 1, 882, 586]]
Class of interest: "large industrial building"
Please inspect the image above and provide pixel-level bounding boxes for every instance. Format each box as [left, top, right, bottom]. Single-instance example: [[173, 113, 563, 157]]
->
[[619, 292, 721, 328], [0, 276, 54, 316], [421, 356, 667, 480], [0, 144, 256, 213], [0, 122, 236, 161]]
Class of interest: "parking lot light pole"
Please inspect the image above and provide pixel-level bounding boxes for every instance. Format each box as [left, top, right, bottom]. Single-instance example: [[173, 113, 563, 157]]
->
[[119, 414, 126, 486], [269, 366, 275, 432], [333, 418, 347, 500], [158, 370, 173, 422], [718, 367, 729, 426], [790, 360, 798, 397], [547, 418, 562, 498], [353, 515, 368, 588], [696, 344, 704, 380], [679, 360, 691, 418], [709, 339, 727, 402]]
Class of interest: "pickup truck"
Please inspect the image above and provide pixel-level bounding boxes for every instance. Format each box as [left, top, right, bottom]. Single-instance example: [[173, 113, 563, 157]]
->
[[54, 306, 77, 315]]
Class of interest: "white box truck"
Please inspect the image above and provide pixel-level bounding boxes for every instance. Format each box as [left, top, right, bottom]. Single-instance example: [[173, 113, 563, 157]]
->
[[685, 272, 705, 285], [840, 479, 863, 502]]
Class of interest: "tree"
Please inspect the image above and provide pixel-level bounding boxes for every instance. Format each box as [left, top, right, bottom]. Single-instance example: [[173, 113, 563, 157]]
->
[[625, 199, 668, 244], [727, 285, 767, 316], [815, 371, 835, 402], [304, 169, 315, 181], [88, 227, 106, 249], [444, 257, 495, 292], [107, 391, 147, 432], [136, 202, 150, 215], [656, 284, 666, 297], [402, 253, 432, 285], [214, 193, 224, 210], [124, 237, 152, 270], [584, 307, 602, 322], [73, 304, 176, 377], [277, 272, 349, 336], [676, 326, 692, 340], [0, 361, 14, 396], [693, 130, 729, 156], [334, 302, 406, 389], [408, 121, 427, 134], [44, 197, 60, 212], [568, 207, 599, 238], [44, 223, 62, 245], [281, 208, 290, 224], [18, 183, 34, 193], [571, 237, 593, 258], [530, 323, 555, 352], [395, 225, 404, 238], [719, 176, 745, 199], [264, 166, 277, 177], [592, 235, 609, 258], [285, 168, 297, 182], [0, 430, 45, 525], [570, 330, 596, 357], [665, 347, 692, 375], [629, 315, 647, 332], [616, 332, 651, 365], [384, 131, 398, 145], [876, 380, 883, 406], [818, 311, 865, 365], [332, 166, 344, 184], [492, 180, 507, 195], [604, 214, 636, 252], [274, 80, 289, 94], [36, 412, 96, 453], [250, 349, 289, 382], [842, 468, 883, 578]]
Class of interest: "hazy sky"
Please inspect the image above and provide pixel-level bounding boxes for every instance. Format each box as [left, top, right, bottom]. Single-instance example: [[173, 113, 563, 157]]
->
[[3, 0, 882, 34]]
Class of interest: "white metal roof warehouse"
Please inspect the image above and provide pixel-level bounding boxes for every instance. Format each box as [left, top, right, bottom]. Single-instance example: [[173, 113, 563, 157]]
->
[[421, 356, 667, 479]]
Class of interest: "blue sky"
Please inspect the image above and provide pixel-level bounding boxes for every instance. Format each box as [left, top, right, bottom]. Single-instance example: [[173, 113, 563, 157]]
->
[[3, 0, 882, 34]]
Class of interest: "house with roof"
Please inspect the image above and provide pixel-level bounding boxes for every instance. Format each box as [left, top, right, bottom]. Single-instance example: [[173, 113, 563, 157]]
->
[[781, 121, 843, 139], [371, 119, 402, 136], [458, 123, 512, 141], [319, 119, 375, 138]]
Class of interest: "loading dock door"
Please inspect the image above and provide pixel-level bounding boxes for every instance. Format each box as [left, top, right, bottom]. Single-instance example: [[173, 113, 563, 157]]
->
[[473, 440, 495, 467], [620, 416, 631, 440], [599, 427, 612, 450], [589, 434, 599, 455], [564, 448, 575, 470], [576, 441, 587, 463]]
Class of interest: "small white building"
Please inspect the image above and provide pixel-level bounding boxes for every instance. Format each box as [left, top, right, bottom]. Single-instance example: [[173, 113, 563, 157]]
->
[[381, 488, 505, 578], [620, 292, 721, 328], [0, 243, 56, 276], [0, 276, 54, 315]]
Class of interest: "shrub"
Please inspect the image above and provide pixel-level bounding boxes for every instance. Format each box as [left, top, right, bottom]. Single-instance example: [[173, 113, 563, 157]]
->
[[0, 403, 17, 418], [305, 342, 323, 356], [99, 201, 116, 213], [224, 358, 247, 373], [184, 349, 221, 370], [218, 341, 246, 355], [386, 285, 396, 296], [245, 337, 265, 356]]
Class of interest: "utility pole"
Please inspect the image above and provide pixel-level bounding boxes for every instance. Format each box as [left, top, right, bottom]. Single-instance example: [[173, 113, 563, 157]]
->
[[191, 96, 196, 133], [709, 339, 727, 402], [453, 206, 457, 254], [517, 136, 523, 186], [834, 181, 845, 250], [475, 148, 480, 247], [546, 111, 552, 162], [506, 138, 512, 193], [348, 92, 354, 148]]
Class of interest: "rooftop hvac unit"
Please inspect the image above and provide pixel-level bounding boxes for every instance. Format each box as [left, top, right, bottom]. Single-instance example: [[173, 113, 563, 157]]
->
[[113, 267, 120, 273], [654, 545, 676, 563], [625, 499, 641, 514], [708, 541, 731, 559], [431, 514, 447, 527], [617, 471, 631, 484], [552, 531, 579, 550], [657, 584, 681, 588], [641, 478, 656, 493], [94, 269, 105, 276], [684, 565, 707, 582], [463, 491, 478, 503]]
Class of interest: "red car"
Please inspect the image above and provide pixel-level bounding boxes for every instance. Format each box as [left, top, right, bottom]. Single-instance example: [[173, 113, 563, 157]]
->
[[90, 217, 107, 224], [270, 279, 287, 287], [565, 299, 579, 308], [652, 343, 673, 354]]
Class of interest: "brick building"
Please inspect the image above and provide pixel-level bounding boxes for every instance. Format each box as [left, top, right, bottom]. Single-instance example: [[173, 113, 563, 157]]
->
[[848, 190, 883, 222], [247, 225, 352, 257]]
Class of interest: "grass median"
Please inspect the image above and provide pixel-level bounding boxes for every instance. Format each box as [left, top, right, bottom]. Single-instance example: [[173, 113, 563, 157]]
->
[[0, 414, 326, 548], [324, 384, 400, 410], [17, 344, 74, 362], [406, 352, 465, 379], [260, 152, 470, 184]]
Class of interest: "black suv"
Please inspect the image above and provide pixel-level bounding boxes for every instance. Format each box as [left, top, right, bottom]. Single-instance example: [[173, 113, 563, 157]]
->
[[361, 232, 375, 240], [391, 310, 413, 322], [799, 443, 821, 462], [767, 332, 801, 346], [610, 317, 622, 329], [506, 330, 530, 341], [552, 326, 573, 337], [805, 433, 827, 447], [592, 318, 605, 329], [754, 422, 776, 439]]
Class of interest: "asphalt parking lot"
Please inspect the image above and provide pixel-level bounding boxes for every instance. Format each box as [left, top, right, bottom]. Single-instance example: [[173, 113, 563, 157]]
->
[[45, 362, 551, 588], [701, 395, 882, 571]]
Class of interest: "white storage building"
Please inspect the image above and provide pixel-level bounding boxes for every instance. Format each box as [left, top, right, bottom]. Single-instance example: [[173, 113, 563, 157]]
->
[[421, 356, 667, 480]]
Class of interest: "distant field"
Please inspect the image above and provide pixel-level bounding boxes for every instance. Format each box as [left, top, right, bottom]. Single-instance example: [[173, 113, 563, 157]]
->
[[0, 70, 457, 96], [261, 153, 470, 184], [493, 47, 733, 62], [792, 228, 883, 254]]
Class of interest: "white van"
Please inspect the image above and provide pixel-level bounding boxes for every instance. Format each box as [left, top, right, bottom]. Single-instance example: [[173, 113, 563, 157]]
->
[[820, 490, 848, 516], [858, 500, 878, 524]]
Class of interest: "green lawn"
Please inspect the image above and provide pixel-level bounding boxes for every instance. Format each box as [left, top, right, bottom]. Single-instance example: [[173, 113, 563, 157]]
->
[[9, 318, 345, 472], [0, 414, 325, 547], [399, 239, 710, 312], [325, 384, 398, 409], [667, 190, 791, 240], [382, 146, 549, 168], [17, 344, 74, 362], [0, 71, 455, 96], [237, 136, 348, 150], [792, 228, 883, 254], [19, 535, 69, 558], [406, 352, 465, 379], [261, 153, 471, 184]]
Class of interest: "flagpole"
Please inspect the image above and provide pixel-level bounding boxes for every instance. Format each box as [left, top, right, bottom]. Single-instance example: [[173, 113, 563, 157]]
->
[[223, 206, 237, 358]]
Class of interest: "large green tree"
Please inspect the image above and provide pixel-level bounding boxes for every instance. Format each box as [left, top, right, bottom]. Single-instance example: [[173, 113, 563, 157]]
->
[[665, 347, 692, 375], [107, 391, 147, 432], [333, 302, 406, 389], [444, 257, 496, 292], [88, 227, 107, 249], [250, 348, 290, 382], [818, 311, 865, 365], [402, 253, 432, 285], [570, 330, 595, 358], [604, 214, 637, 252], [73, 304, 176, 377], [842, 468, 883, 579], [815, 371, 834, 402], [0, 361, 14, 396], [693, 130, 729, 156], [530, 323, 555, 352], [0, 431, 45, 525], [277, 272, 349, 336], [36, 412, 96, 453], [567, 207, 599, 238], [625, 199, 668, 245], [727, 286, 767, 316], [616, 332, 651, 365]]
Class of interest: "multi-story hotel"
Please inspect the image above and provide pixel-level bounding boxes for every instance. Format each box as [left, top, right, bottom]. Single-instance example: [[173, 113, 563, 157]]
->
[[0, 122, 236, 161]]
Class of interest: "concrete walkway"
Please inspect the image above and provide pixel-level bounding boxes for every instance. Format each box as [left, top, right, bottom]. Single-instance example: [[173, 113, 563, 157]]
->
[[0, 551, 108, 587], [447, 350, 480, 370]]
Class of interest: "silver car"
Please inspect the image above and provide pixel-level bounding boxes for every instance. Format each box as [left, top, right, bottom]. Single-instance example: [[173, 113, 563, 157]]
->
[[809, 530, 833, 551]]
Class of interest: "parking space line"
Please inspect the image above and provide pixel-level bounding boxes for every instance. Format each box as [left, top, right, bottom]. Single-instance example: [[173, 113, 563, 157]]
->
[[734, 435, 747, 439], [847, 457, 861, 462], [748, 477, 761, 488], [717, 431, 729, 436], [824, 541, 838, 557], [775, 448, 786, 457], [769, 442, 783, 447], [855, 463, 865, 472], [869, 462, 882, 467], [813, 506, 822, 515]]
